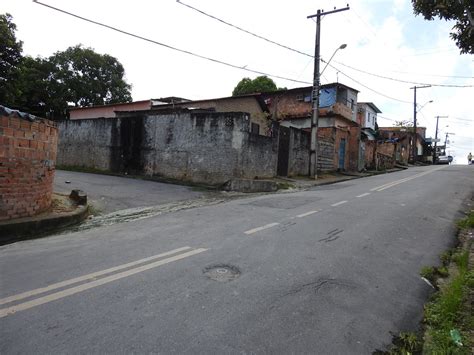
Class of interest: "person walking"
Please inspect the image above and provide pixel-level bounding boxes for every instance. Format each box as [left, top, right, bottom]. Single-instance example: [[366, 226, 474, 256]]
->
[[468, 152, 472, 165]]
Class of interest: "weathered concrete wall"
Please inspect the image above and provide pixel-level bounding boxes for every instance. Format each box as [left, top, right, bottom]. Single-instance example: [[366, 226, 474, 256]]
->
[[58, 112, 278, 185], [0, 110, 57, 220], [288, 127, 309, 176], [57, 118, 118, 171]]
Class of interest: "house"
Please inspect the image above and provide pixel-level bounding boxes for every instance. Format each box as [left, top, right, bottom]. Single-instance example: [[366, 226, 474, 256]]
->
[[357, 102, 381, 132], [68, 97, 190, 120], [378, 126, 427, 164], [260, 83, 360, 171], [149, 94, 270, 136]]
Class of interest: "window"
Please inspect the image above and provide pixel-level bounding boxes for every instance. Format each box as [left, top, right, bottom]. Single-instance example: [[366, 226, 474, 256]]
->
[[296, 94, 304, 102], [350, 99, 354, 110]]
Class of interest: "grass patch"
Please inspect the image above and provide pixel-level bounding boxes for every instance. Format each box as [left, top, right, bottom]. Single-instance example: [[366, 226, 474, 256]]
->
[[457, 211, 474, 229], [277, 181, 295, 190], [423, 247, 472, 353]]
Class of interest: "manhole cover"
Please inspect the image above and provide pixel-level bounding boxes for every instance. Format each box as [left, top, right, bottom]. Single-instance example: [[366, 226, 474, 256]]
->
[[203, 264, 241, 282]]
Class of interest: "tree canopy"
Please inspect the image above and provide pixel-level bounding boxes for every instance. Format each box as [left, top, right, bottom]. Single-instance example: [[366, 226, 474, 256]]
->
[[232, 76, 285, 96], [412, 0, 474, 54], [0, 13, 23, 105], [1, 13, 133, 119]]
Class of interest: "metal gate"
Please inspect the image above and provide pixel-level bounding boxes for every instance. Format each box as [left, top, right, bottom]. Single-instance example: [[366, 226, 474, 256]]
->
[[338, 138, 346, 170], [277, 126, 290, 176]]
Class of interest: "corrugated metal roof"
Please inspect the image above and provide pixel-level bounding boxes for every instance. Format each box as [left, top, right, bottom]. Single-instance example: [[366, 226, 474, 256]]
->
[[0, 105, 37, 121]]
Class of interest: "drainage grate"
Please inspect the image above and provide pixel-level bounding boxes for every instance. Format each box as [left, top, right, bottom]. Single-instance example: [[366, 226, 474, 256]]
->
[[203, 264, 241, 282]]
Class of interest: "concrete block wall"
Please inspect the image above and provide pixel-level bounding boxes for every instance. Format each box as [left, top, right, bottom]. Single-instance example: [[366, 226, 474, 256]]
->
[[288, 127, 310, 176], [0, 114, 57, 220], [58, 111, 278, 185], [57, 118, 117, 171]]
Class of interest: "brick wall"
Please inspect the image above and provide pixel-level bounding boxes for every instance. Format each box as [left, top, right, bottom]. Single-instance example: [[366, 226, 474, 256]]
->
[[0, 113, 57, 220]]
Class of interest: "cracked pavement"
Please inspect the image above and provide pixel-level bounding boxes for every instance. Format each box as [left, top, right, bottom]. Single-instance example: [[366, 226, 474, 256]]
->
[[1, 165, 473, 353]]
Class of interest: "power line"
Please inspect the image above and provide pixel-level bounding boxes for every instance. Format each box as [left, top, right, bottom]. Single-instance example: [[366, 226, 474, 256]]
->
[[389, 69, 472, 79], [33, 0, 312, 85], [176, 0, 313, 58], [326, 62, 413, 104], [332, 60, 474, 88], [377, 115, 398, 122], [176, 0, 473, 86]]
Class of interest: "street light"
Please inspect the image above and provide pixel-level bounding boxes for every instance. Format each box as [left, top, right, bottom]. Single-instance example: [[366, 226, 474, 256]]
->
[[310, 43, 347, 178], [410, 85, 431, 164], [416, 100, 433, 114], [321, 44, 347, 75]]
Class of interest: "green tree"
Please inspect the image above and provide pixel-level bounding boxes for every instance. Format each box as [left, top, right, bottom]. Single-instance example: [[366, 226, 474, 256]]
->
[[412, 0, 474, 54], [0, 13, 23, 106], [15, 56, 56, 117], [16, 45, 133, 119], [232, 75, 284, 96], [48, 45, 132, 110]]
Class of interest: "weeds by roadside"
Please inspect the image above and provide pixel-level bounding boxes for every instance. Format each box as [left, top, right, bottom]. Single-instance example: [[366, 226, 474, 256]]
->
[[376, 210, 473, 354]]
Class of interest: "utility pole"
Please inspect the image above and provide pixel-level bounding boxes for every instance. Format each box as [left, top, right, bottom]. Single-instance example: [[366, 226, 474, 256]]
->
[[410, 85, 430, 165], [308, 5, 349, 178], [432, 115, 448, 164]]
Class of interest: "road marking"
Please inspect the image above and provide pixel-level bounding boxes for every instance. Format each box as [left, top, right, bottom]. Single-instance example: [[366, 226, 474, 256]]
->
[[331, 200, 348, 207], [371, 166, 445, 192], [244, 223, 279, 235], [0, 248, 207, 318], [0, 246, 192, 307], [296, 210, 320, 218], [356, 193, 371, 198]]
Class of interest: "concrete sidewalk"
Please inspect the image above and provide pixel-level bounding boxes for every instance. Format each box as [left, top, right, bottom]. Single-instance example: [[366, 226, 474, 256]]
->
[[274, 168, 404, 190]]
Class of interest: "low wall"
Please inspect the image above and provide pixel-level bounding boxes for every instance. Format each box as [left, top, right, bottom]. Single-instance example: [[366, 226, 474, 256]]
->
[[58, 111, 278, 185], [0, 108, 57, 220]]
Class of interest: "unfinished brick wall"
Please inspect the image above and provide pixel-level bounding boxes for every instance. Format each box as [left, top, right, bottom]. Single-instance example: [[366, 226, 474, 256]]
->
[[0, 112, 57, 221]]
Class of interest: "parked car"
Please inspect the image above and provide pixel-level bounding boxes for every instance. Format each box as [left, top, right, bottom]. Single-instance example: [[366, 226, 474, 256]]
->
[[437, 155, 453, 164]]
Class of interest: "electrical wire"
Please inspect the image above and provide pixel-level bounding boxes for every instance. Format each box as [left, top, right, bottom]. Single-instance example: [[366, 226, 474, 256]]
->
[[326, 62, 413, 104], [32, 1, 312, 85], [176, 0, 473, 86], [176, 0, 313, 58], [377, 114, 398, 122], [331, 60, 474, 88]]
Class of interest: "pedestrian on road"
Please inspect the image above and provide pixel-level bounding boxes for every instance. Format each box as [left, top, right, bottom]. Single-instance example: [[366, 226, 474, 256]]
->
[[468, 152, 472, 165]]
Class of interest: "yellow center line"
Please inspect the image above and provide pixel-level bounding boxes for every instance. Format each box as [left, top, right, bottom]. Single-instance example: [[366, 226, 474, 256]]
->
[[0, 248, 208, 318], [0, 246, 192, 307]]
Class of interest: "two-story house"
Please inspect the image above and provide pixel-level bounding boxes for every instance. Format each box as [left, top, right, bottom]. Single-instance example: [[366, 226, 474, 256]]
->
[[261, 83, 360, 171]]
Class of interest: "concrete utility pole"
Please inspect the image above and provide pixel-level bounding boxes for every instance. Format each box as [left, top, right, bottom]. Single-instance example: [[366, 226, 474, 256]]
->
[[410, 85, 430, 164], [432, 115, 448, 164], [307, 5, 349, 179]]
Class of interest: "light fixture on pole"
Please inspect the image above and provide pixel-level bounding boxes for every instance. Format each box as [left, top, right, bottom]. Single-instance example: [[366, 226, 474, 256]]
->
[[410, 85, 431, 164], [321, 44, 347, 76], [433, 115, 448, 164], [307, 6, 349, 179], [416, 100, 433, 113]]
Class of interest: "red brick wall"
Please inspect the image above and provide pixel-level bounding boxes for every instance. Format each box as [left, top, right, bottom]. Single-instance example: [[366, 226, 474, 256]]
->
[[347, 126, 361, 171], [0, 115, 58, 220]]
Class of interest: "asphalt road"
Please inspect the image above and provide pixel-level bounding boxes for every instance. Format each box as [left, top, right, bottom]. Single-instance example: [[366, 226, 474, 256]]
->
[[53, 170, 206, 213], [1, 165, 473, 354]]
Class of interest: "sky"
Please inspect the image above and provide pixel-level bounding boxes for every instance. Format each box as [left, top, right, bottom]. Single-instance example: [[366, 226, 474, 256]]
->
[[2, 0, 473, 164]]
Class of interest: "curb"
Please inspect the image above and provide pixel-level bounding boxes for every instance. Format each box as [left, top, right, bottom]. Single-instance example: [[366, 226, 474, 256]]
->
[[0, 204, 89, 245]]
